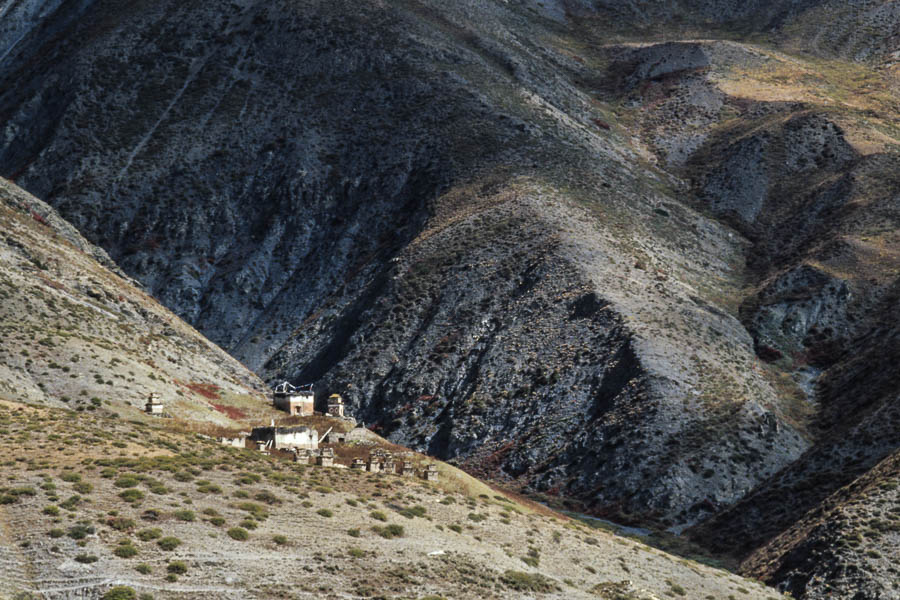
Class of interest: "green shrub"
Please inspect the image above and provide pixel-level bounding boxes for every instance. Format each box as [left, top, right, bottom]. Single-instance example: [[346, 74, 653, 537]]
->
[[48, 528, 65, 538], [235, 502, 268, 520], [60, 472, 81, 483], [115, 476, 139, 488], [167, 561, 188, 574], [135, 563, 152, 574], [317, 508, 333, 518], [448, 524, 462, 533], [347, 528, 361, 537], [119, 489, 144, 503], [114, 544, 138, 558], [102, 586, 137, 600], [67, 524, 95, 540], [227, 527, 249, 541], [372, 524, 404, 539], [73, 482, 93, 494], [137, 528, 162, 541], [272, 535, 288, 545], [59, 495, 81, 510], [500, 571, 556, 593], [370, 510, 387, 522], [157, 536, 181, 551], [174, 510, 195, 522], [348, 547, 365, 558], [75, 554, 98, 564], [254, 490, 281, 505], [399, 505, 427, 519], [209, 517, 226, 527], [107, 517, 136, 531], [43, 505, 60, 516]]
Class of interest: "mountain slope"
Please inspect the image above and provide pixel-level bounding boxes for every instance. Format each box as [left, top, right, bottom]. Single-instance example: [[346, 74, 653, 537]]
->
[[0, 398, 785, 600], [1, 1, 899, 598], [0, 0, 813, 532], [0, 177, 266, 421]]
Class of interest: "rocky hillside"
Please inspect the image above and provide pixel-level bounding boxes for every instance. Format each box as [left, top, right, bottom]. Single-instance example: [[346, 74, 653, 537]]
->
[[0, 177, 266, 422], [0, 0, 813, 531], [0, 398, 786, 600], [1, 0, 899, 598]]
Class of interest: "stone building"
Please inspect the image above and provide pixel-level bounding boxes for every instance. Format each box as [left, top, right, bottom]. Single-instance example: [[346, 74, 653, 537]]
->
[[351, 458, 366, 470], [317, 447, 334, 467], [327, 394, 345, 418], [293, 449, 317, 465], [401, 461, 415, 477], [424, 464, 439, 481], [249, 425, 318, 450], [145, 393, 164, 416], [367, 454, 381, 473], [272, 382, 314, 416], [219, 436, 245, 448]]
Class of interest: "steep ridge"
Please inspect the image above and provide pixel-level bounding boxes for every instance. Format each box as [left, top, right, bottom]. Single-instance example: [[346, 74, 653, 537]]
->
[[586, 33, 900, 596], [0, 0, 810, 532], [0, 177, 266, 421]]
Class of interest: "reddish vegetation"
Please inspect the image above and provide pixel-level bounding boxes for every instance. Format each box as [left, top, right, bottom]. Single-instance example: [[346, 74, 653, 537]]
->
[[187, 382, 221, 400], [593, 118, 611, 130], [31, 211, 49, 226], [212, 404, 246, 420]]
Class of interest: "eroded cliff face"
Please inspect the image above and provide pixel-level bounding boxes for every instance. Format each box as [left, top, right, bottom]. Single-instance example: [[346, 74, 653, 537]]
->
[[1, 0, 900, 596]]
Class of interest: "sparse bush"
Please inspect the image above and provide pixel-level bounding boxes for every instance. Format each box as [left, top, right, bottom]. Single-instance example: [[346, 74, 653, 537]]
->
[[347, 528, 360, 537], [114, 544, 138, 558], [399, 505, 427, 519], [43, 505, 60, 516], [135, 563, 152, 574], [174, 510, 195, 522], [59, 495, 81, 510], [157, 536, 181, 551], [119, 489, 144, 504], [102, 587, 137, 600], [73, 482, 93, 494], [107, 517, 136, 531], [115, 476, 139, 488], [500, 571, 556, 593], [75, 553, 98, 564], [272, 535, 288, 545], [254, 490, 281, 505], [317, 508, 333, 518], [67, 524, 95, 540], [348, 547, 365, 558], [371, 524, 404, 539], [227, 527, 249, 541], [166, 561, 188, 574], [137, 528, 162, 541], [370, 510, 387, 521]]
